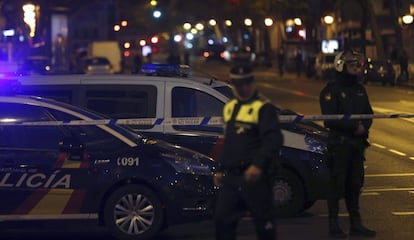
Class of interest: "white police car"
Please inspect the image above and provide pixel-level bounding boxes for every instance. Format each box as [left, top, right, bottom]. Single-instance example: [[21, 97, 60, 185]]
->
[[0, 88, 216, 240], [11, 64, 330, 217]]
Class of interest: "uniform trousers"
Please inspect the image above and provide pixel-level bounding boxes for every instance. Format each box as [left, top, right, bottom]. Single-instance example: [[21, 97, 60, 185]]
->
[[214, 173, 277, 240], [327, 141, 365, 218]]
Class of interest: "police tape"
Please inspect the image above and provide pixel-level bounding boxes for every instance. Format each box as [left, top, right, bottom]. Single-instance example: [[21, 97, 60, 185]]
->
[[1, 113, 414, 126]]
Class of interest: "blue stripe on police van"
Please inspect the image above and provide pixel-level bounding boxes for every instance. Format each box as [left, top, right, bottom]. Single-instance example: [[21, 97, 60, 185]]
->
[[201, 117, 211, 126]]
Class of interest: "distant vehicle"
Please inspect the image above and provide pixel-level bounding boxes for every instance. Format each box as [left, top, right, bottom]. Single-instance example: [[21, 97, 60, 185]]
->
[[315, 53, 336, 80], [21, 56, 52, 75], [87, 41, 122, 73], [83, 56, 113, 74], [223, 46, 256, 64], [362, 58, 396, 86], [202, 44, 226, 61]]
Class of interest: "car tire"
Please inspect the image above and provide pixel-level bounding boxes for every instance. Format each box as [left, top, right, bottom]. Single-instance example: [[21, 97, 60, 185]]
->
[[272, 170, 305, 217], [103, 184, 164, 240]]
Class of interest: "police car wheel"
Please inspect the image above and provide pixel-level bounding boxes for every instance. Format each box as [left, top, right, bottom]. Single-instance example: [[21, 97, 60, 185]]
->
[[103, 184, 164, 240], [272, 170, 305, 217]]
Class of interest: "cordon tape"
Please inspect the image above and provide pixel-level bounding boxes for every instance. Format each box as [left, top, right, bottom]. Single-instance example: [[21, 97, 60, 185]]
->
[[1, 113, 414, 126]]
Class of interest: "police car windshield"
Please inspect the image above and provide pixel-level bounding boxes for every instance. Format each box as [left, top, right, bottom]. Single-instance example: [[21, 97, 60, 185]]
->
[[214, 85, 234, 99]]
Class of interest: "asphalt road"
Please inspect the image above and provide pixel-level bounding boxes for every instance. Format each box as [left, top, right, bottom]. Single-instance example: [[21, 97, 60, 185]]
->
[[3, 60, 414, 240]]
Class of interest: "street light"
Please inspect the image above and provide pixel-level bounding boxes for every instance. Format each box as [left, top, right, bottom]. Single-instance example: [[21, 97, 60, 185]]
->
[[183, 22, 191, 30], [225, 19, 232, 27], [153, 10, 162, 18], [244, 18, 253, 27], [402, 14, 414, 25], [195, 23, 204, 31], [209, 19, 217, 26], [293, 17, 302, 26], [264, 18, 273, 27], [323, 15, 334, 25], [150, 0, 157, 7]]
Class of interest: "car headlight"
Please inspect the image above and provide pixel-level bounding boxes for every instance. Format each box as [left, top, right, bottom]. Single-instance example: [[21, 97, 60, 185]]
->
[[161, 153, 213, 176], [304, 135, 327, 155]]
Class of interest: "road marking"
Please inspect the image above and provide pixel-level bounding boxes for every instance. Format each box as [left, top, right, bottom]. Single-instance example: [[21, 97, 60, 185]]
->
[[388, 149, 407, 156], [366, 173, 414, 177], [392, 212, 414, 216], [371, 143, 386, 149], [363, 187, 414, 192], [319, 213, 349, 217], [361, 192, 380, 196], [372, 106, 414, 124]]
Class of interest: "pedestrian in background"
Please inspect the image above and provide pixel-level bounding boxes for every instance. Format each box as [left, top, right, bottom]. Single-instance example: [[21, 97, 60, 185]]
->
[[319, 50, 376, 239], [214, 65, 284, 240], [295, 49, 303, 77], [277, 47, 285, 77], [399, 49, 409, 82]]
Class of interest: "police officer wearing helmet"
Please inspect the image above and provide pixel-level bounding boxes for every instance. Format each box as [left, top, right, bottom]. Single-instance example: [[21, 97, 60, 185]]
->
[[319, 50, 376, 238], [214, 65, 283, 240]]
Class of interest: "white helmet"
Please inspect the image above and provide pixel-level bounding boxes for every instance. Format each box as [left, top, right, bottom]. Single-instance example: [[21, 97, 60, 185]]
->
[[334, 50, 364, 72]]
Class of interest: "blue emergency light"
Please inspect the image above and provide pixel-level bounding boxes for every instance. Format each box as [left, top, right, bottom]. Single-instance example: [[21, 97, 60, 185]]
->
[[141, 63, 190, 77], [0, 78, 20, 95]]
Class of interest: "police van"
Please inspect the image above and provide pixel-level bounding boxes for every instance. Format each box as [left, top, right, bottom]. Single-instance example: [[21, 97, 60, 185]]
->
[[13, 65, 330, 217]]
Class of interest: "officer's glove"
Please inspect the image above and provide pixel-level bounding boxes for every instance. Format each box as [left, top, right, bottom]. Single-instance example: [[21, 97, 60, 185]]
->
[[244, 165, 262, 182], [353, 121, 366, 136]]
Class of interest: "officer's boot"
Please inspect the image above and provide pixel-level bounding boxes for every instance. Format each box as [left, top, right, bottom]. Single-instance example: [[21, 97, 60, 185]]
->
[[349, 213, 376, 238], [329, 217, 347, 239]]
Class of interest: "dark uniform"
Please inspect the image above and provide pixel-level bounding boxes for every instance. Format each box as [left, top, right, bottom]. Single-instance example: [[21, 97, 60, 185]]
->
[[320, 69, 376, 238], [214, 91, 283, 240]]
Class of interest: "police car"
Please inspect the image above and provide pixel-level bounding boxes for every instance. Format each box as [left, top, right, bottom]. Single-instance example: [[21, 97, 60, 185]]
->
[[0, 89, 216, 240], [10, 64, 330, 217]]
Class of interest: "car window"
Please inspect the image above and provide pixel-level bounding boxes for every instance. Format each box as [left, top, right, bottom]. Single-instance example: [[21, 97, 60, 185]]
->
[[83, 85, 157, 130], [18, 85, 74, 104], [213, 85, 234, 99], [0, 103, 65, 150], [172, 87, 223, 132], [0, 102, 51, 123], [47, 107, 136, 151]]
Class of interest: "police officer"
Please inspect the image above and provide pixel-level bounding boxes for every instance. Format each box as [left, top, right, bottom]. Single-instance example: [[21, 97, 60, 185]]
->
[[319, 50, 376, 238], [214, 65, 283, 240]]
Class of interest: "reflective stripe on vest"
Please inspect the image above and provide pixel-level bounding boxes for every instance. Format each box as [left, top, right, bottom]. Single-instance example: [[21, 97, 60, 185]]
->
[[223, 99, 267, 124]]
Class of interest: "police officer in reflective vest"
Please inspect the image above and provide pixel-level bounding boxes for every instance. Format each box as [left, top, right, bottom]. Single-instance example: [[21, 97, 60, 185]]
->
[[214, 65, 283, 240], [319, 50, 376, 238]]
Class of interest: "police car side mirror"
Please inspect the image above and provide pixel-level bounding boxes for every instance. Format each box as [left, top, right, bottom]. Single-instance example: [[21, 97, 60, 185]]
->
[[59, 137, 85, 161]]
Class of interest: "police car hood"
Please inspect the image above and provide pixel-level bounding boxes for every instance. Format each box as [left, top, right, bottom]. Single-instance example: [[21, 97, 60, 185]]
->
[[279, 108, 329, 154], [140, 137, 215, 167]]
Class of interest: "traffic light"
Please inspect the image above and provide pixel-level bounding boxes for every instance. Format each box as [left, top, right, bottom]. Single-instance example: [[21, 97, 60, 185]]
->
[[297, 27, 306, 40]]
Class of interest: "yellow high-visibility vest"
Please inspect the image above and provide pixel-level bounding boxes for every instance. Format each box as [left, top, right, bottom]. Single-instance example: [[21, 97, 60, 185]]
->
[[223, 99, 267, 124]]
